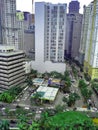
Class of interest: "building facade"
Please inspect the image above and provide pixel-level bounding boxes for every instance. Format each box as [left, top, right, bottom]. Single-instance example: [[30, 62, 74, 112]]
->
[[79, 4, 92, 64], [24, 29, 35, 59], [0, 0, 18, 48], [16, 11, 24, 50], [32, 2, 66, 73], [84, 0, 98, 80], [0, 46, 25, 91], [65, 0, 82, 59]]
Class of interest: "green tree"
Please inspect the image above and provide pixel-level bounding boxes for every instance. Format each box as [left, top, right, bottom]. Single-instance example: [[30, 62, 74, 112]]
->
[[0, 120, 10, 130], [65, 93, 80, 107], [17, 115, 29, 130], [78, 79, 87, 88], [29, 121, 40, 130], [31, 92, 42, 105], [50, 71, 63, 78], [4, 108, 10, 118], [43, 111, 97, 130], [31, 69, 37, 77], [0, 92, 13, 103], [26, 76, 33, 87]]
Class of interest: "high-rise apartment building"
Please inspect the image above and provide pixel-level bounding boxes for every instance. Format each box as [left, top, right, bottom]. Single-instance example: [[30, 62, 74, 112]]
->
[[65, 0, 82, 59], [16, 11, 24, 50], [32, 2, 66, 73], [84, 0, 98, 80], [0, 46, 25, 91], [0, 0, 18, 48], [79, 4, 92, 64]]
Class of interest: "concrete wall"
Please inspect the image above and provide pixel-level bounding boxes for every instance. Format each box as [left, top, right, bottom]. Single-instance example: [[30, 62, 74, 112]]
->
[[31, 61, 66, 74], [24, 32, 35, 56]]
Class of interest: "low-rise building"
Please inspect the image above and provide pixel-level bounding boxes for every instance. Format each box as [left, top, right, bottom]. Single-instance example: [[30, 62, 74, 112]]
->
[[0, 46, 25, 91]]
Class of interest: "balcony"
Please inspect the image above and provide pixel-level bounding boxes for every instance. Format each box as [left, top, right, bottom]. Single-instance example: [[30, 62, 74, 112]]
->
[[0, 72, 25, 82], [0, 76, 25, 86], [0, 66, 24, 74], [0, 62, 24, 69], [0, 69, 24, 78], [0, 59, 24, 65]]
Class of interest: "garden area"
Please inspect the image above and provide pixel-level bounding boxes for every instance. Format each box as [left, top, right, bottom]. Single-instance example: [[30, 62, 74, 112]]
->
[[0, 86, 26, 103]]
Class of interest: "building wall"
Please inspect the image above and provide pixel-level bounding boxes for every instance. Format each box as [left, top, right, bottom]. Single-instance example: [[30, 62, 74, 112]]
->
[[35, 2, 45, 63], [16, 11, 24, 50], [24, 31, 35, 57], [65, 13, 83, 59], [44, 3, 66, 62], [23, 12, 33, 30], [31, 61, 66, 74]]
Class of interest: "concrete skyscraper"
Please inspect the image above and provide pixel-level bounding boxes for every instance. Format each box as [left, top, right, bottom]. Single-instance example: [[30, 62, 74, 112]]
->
[[32, 2, 66, 73], [0, 0, 18, 48], [65, 0, 82, 60]]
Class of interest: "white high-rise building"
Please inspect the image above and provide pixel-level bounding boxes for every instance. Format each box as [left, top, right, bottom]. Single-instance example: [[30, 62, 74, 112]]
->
[[32, 2, 66, 73], [0, 0, 18, 48], [79, 4, 92, 64]]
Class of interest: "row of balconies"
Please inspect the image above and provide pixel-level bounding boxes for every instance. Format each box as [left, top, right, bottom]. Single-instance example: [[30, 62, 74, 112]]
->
[[0, 59, 24, 65], [0, 62, 24, 70], [0, 69, 24, 78], [0, 78, 25, 89], [0, 76, 25, 86], [0, 72, 25, 82], [0, 66, 24, 74], [0, 54, 24, 61]]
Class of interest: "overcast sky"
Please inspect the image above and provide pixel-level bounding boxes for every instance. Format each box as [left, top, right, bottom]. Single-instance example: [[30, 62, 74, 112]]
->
[[16, 0, 93, 14]]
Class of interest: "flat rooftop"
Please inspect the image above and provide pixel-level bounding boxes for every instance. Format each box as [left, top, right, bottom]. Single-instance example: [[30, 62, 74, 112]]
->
[[32, 86, 59, 101], [32, 78, 44, 86]]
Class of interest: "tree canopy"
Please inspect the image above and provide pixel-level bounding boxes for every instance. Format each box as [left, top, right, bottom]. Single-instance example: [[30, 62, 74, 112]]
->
[[43, 111, 96, 130]]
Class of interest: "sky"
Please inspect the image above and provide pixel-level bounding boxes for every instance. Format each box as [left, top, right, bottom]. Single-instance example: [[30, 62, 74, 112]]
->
[[16, 0, 93, 14]]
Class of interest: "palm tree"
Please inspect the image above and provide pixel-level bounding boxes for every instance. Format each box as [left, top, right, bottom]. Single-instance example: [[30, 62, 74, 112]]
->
[[0, 120, 10, 130]]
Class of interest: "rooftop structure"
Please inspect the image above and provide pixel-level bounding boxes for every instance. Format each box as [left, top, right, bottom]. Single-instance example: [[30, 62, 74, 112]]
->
[[32, 86, 59, 101], [33, 78, 44, 86], [48, 78, 61, 87]]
